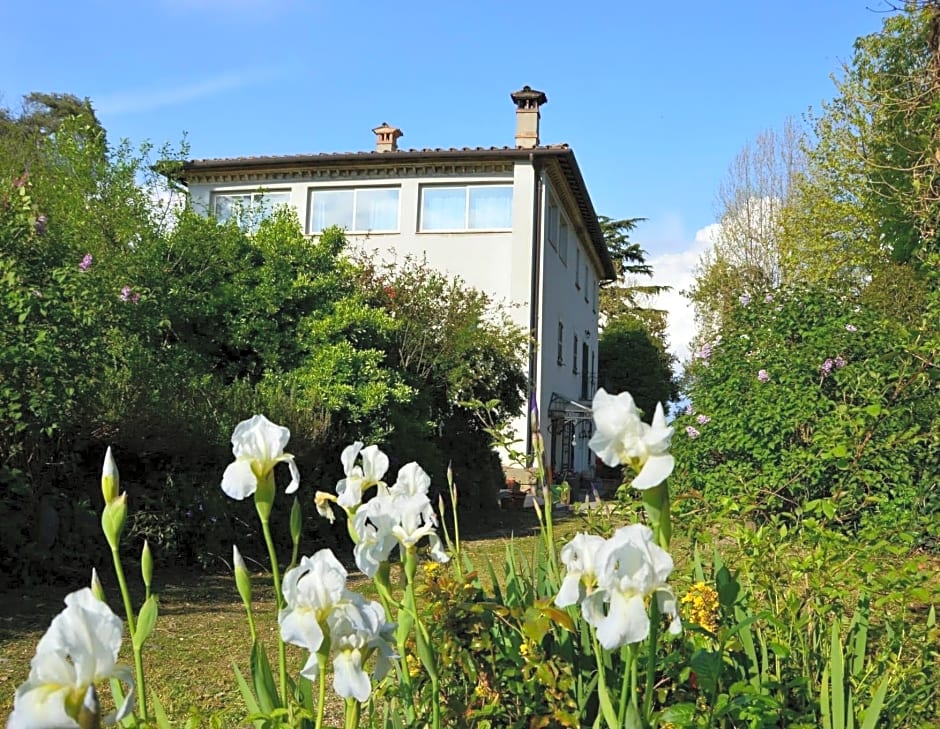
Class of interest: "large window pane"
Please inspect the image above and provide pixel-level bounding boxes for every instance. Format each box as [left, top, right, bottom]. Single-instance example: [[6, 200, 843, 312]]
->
[[214, 191, 289, 232], [311, 190, 354, 232], [355, 188, 399, 231], [468, 186, 512, 229], [421, 187, 466, 230]]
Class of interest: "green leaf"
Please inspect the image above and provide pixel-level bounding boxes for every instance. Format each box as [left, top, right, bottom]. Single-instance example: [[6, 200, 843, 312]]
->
[[658, 702, 698, 724], [595, 671, 620, 729], [232, 662, 265, 729], [250, 640, 280, 712], [859, 670, 891, 729]]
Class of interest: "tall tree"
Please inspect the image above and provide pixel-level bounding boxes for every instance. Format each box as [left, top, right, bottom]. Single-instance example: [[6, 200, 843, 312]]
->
[[688, 121, 804, 344]]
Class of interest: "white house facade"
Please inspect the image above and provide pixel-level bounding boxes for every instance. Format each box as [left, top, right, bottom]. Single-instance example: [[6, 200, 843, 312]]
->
[[173, 87, 615, 479]]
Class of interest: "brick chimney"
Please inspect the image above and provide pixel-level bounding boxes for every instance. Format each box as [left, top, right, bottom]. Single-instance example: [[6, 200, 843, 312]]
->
[[372, 122, 403, 152], [510, 86, 547, 149]]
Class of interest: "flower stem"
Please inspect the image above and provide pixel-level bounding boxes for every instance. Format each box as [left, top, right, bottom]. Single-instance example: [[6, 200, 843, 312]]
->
[[315, 652, 327, 729], [110, 547, 147, 722], [643, 598, 660, 722], [260, 516, 288, 704], [343, 698, 361, 729]]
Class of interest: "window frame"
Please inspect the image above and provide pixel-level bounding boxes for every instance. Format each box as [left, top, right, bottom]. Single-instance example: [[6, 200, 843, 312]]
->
[[419, 184, 513, 232], [212, 189, 291, 232], [557, 321, 565, 365], [308, 186, 401, 234]]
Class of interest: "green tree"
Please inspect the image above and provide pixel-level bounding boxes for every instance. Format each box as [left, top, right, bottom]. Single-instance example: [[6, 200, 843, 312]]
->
[[598, 315, 677, 420], [597, 215, 668, 322]]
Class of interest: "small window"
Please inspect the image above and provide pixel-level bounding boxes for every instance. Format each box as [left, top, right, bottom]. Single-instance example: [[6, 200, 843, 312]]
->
[[575, 247, 581, 288], [584, 265, 589, 302], [557, 321, 565, 365], [558, 218, 569, 264], [213, 190, 291, 232], [573, 334, 579, 374], [420, 185, 512, 231], [546, 195, 558, 249], [309, 187, 399, 233]]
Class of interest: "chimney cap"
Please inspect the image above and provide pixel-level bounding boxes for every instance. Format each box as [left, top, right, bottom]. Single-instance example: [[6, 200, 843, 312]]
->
[[372, 122, 403, 152], [511, 85, 547, 109]]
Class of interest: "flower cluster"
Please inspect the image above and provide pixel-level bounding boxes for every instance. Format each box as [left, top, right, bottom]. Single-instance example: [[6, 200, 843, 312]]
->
[[79, 253, 93, 272], [555, 525, 681, 649], [317, 443, 449, 577], [685, 426, 701, 439], [279, 550, 396, 701], [8, 588, 134, 729], [680, 582, 720, 635], [820, 356, 848, 377], [588, 389, 674, 490], [119, 285, 140, 303], [694, 343, 712, 361], [739, 293, 751, 306], [757, 369, 771, 383]]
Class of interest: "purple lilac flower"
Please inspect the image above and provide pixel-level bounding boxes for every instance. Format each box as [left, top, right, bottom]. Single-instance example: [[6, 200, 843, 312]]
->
[[684, 403, 694, 416], [845, 324, 858, 332], [757, 369, 770, 383], [79, 253, 93, 271], [696, 343, 712, 360], [765, 293, 774, 303], [821, 358, 834, 376], [131, 293, 141, 303], [685, 426, 701, 439], [739, 294, 752, 306], [696, 414, 711, 425], [120, 285, 132, 302], [834, 356, 847, 368]]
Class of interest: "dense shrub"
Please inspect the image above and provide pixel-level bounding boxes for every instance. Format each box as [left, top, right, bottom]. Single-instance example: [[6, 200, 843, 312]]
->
[[672, 276, 938, 545]]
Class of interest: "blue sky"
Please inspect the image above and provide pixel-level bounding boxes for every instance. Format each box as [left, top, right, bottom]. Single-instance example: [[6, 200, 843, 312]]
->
[[1, 0, 891, 358]]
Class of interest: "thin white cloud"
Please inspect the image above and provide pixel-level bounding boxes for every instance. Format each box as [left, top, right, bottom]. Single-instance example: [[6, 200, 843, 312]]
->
[[643, 224, 718, 365], [96, 69, 276, 116]]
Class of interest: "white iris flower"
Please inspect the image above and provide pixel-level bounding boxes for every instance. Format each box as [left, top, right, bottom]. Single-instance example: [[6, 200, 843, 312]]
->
[[588, 389, 675, 490], [8, 588, 134, 729], [221, 415, 300, 500]]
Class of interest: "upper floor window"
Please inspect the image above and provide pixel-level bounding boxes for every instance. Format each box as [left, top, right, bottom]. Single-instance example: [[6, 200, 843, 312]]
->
[[213, 190, 290, 232], [573, 334, 579, 374], [557, 321, 565, 365], [420, 185, 512, 231], [546, 195, 558, 249], [575, 247, 581, 288], [309, 187, 400, 233], [584, 265, 590, 302], [558, 218, 569, 264]]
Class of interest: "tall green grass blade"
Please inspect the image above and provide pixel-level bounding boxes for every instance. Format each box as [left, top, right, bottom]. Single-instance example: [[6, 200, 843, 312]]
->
[[151, 692, 171, 729], [859, 670, 891, 729], [821, 663, 832, 729], [232, 662, 264, 729], [830, 621, 846, 729]]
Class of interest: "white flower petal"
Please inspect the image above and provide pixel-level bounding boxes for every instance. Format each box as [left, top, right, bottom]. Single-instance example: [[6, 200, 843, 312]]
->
[[333, 650, 371, 702], [631, 454, 675, 490], [282, 455, 300, 494], [596, 590, 649, 649], [221, 459, 257, 500], [278, 608, 325, 654], [555, 574, 583, 608]]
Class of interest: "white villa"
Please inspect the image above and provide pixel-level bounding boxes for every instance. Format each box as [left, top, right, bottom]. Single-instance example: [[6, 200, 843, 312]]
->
[[173, 86, 615, 479]]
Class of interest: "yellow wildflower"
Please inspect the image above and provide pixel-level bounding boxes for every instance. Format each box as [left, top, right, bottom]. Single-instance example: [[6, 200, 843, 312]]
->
[[681, 582, 720, 634]]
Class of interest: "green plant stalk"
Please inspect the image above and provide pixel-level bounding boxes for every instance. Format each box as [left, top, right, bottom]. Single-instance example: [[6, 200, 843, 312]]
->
[[109, 547, 148, 722], [403, 549, 441, 729], [343, 698, 360, 729], [642, 598, 660, 722], [617, 643, 635, 726], [315, 651, 328, 729], [259, 514, 288, 705]]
